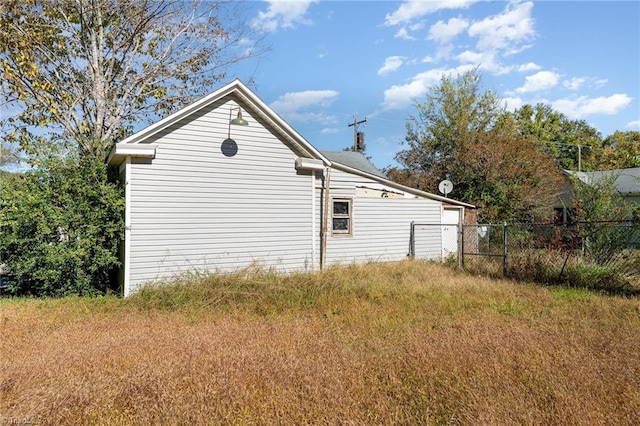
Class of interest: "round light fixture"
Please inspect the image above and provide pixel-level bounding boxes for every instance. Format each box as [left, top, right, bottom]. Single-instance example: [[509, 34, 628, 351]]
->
[[221, 138, 238, 157]]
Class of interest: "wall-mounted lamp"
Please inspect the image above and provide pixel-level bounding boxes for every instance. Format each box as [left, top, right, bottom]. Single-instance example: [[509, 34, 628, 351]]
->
[[229, 106, 249, 129], [222, 106, 248, 158]]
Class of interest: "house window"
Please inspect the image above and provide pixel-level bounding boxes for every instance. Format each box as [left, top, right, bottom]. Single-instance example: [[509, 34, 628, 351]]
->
[[332, 198, 352, 235]]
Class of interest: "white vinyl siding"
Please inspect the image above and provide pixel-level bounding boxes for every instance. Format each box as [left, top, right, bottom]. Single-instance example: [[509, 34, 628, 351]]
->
[[317, 169, 443, 265], [125, 98, 314, 294]]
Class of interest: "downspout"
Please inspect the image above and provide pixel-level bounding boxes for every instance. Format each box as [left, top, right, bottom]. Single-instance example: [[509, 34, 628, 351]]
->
[[312, 170, 317, 270], [321, 167, 331, 270], [294, 157, 327, 271], [123, 156, 132, 297]]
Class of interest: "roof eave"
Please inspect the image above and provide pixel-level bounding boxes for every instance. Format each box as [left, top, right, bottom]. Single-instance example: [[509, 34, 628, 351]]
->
[[115, 79, 330, 165], [330, 162, 475, 208], [107, 143, 158, 167]]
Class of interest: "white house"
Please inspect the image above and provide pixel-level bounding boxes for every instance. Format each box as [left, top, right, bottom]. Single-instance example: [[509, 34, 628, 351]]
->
[[571, 168, 640, 205], [108, 80, 473, 296]]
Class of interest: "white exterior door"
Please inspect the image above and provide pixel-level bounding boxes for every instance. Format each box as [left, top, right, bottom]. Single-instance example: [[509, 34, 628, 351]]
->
[[442, 208, 460, 260]]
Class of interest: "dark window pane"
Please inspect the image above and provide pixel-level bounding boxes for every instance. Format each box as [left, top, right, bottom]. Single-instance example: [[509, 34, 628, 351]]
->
[[333, 201, 349, 215], [333, 218, 349, 231]]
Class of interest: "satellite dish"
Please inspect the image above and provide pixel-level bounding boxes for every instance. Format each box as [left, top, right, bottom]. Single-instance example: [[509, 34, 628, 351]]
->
[[438, 180, 453, 197]]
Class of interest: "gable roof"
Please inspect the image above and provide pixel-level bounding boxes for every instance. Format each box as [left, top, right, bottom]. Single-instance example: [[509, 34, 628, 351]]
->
[[320, 150, 387, 179], [569, 168, 640, 196], [109, 79, 474, 208], [109, 79, 330, 165]]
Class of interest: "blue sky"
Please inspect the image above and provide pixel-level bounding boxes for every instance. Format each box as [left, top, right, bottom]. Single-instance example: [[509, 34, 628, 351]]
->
[[232, 0, 640, 170]]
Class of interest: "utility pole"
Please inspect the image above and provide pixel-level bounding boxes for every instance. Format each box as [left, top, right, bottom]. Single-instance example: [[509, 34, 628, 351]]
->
[[577, 144, 582, 172], [348, 116, 367, 152], [576, 144, 591, 172]]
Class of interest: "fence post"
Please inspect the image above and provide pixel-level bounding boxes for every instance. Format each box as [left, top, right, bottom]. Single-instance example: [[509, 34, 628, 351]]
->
[[409, 221, 415, 258], [502, 222, 508, 276]]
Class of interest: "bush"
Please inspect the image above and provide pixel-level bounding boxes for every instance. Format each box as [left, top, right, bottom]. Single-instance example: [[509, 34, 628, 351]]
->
[[560, 262, 635, 294], [0, 156, 124, 296], [572, 173, 640, 264], [493, 248, 640, 295]]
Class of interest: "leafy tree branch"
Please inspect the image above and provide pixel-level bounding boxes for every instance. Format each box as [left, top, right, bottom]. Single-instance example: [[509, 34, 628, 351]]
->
[[1, 0, 266, 161]]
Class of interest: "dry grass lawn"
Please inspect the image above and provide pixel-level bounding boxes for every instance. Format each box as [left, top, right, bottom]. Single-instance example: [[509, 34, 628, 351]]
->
[[1, 261, 639, 425]]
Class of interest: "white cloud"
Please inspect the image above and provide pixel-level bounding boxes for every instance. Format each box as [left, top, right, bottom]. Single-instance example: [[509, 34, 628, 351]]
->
[[428, 17, 469, 59], [435, 44, 455, 60], [502, 96, 525, 112], [287, 111, 339, 126], [468, 1, 536, 53], [593, 78, 608, 88], [626, 119, 640, 129], [428, 17, 469, 44], [320, 126, 340, 134], [562, 76, 609, 91], [384, 0, 477, 26], [421, 55, 435, 63], [409, 22, 425, 32], [405, 2, 538, 78], [381, 65, 475, 110], [455, 50, 516, 75], [563, 77, 586, 91], [394, 27, 416, 40], [378, 56, 405, 76], [552, 94, 633, 119], [516, 71, 560, 93], [382, 71, 441, 110], [456, 49, 489, 65], [517, 62, 541, 73], [252, 0, 318, 32], [270, 90, 339, 114], [393, 22, 424, 40]]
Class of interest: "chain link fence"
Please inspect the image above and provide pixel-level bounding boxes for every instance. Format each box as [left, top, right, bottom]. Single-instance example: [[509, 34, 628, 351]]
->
[[411, 220, 640, 294], [462, 221, 640, 293]]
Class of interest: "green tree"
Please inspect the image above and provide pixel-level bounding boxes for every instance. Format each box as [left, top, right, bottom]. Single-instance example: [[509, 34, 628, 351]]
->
[[571, 173, 640, 265], [0, 155, 124, 296], [455, 130, 564, 222], [389, 69, 563, 222], [393, 69, 503, 193], [0, 0, 264, 162], [511, 103, 603, 171], [598, 131, 640, 169]]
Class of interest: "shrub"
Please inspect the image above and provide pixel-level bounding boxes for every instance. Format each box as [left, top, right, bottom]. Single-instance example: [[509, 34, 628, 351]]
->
[[0, 156, 124, 296], [496, 248, 640, 295], [571, 173, 640, 264], [560, 263, 631, 293]]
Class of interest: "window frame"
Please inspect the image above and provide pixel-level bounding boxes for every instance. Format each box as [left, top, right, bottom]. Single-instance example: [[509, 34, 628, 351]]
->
[[331, 197, 353, 236]]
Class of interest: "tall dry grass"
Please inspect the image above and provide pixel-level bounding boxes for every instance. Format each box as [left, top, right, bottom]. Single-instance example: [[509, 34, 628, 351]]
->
[[1, 261, 639, 425]]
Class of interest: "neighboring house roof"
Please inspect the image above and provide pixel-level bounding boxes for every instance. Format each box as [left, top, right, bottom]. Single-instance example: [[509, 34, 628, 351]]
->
[[109, 79, 474, 208], [568, 168, 640, 196], [320, 150, 387, 179]]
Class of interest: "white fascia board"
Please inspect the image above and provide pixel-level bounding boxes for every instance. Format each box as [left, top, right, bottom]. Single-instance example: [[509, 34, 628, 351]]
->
[[118, 84, 239, 146], [231, 84, 330, 163], [295, 157, 326, 171], [330, 162, 475, 208], [107, 143, 158, 166], [116, 143, 158, 157]]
